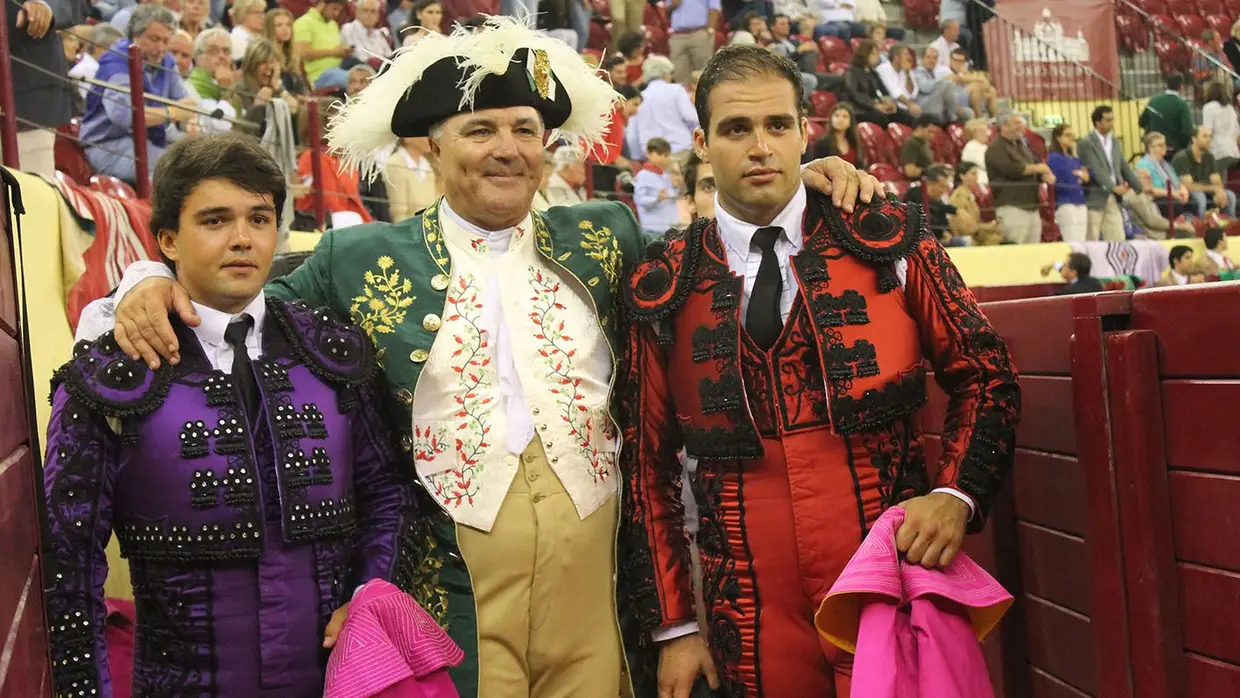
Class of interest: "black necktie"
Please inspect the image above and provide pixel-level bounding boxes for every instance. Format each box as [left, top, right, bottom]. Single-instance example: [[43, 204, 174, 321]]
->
[[224, 316, 260, 421], [746, 226, 784, 350]]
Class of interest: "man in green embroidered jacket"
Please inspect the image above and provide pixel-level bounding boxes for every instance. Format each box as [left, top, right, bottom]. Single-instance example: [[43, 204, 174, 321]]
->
[[76, 16, 879, 698]]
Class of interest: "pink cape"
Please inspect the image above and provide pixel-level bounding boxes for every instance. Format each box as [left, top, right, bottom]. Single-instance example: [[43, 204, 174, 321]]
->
[[815, 508, 1013, 698], [324, 580, 465, 698]]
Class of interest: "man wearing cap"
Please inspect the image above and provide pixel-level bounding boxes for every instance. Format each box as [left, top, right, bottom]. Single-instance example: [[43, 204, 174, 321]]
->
[[76, 16, 879, 698]]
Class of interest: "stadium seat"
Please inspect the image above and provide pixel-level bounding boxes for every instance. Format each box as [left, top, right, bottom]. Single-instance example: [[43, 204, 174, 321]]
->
[[1227, 0, 1240, 15], [867, 163, 908, 198], [1133, 0, 1169, 14], [1174, 14, 1207, 39], [1116, 15, 1150, 53], [1025, 130, 1047, 161], [644, 25, 669, 56], [1205, 14, 1232, 36], [54, 118, 92, 187], [1196, 0, 1225, 13], [590, 0, 609, 17], [1155, 37, 1191, 73], [588, 20, 611, 52], [810, 91, 838, 118], [858, 122, 899, 167], [1150, 14, 1178, 37], [903, 0, 938, 30], [929, 127, 957, 164], [826, 61, 851, 75], [89, 174, 137, 200], [817, 36, 850, 65], [973, 185, 995, 222], [946, 123, 968, 153], [806, 119, 826, 144], [886, 122, 912, 146], [643, 3, 668, 30]]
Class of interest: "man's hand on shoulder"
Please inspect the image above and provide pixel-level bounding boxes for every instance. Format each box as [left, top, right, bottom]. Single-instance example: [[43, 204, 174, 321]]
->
[[801, 156, 880, 213], [115, 277, 200, 369], [895, 491, 971, 569], [658, 633, 719, 698]]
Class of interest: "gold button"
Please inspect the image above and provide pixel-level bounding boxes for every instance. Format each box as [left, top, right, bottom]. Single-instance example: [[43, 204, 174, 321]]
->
[[538, 424, 547, 432], [423, 314, 442, 332], [544, 441, 553, 449], [431, 273, 450, 291], [532, 493, 546, 503], [531, 407, 540, 415], [400, 434, 413, 452], [528, 471, 540, 481], [396, 388, 413, 405], [550, 456, 558, 463], [409, 349, 429, 363]]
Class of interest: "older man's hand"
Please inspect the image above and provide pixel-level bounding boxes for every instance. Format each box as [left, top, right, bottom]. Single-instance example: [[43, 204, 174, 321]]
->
[[801, 156, 880, 213], [17, 0, 53, 39]]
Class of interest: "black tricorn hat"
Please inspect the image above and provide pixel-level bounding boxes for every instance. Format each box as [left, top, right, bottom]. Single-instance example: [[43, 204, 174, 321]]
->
[[391, 47, 574, 138]]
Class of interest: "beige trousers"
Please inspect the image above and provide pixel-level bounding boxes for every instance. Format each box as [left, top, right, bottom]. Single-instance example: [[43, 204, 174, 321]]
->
[[609, 0, 646, 46], [0, 129, 56, 180], [669, 29, 714, 85], [996, 205, 1042, 245], [456, 437, 624, 698], [1087, 196, 1127, 242]]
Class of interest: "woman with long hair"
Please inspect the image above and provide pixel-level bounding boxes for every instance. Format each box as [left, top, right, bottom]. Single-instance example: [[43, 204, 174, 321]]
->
[[1202, 81, 1240, 173], [400, 0, 444, 48], [811, 103, 868, 168], [1046, 123, 1089, 241], [264, 8, 308, 96], [842, 39, 910, 125], [233, 38, 301, 138]]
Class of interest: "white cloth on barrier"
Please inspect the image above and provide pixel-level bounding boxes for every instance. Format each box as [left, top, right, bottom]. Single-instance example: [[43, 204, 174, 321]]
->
[[1068, 239, 1170, 286]]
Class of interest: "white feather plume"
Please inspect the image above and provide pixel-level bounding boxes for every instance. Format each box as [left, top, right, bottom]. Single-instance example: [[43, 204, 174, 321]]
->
[[327, 15, 621, 180]]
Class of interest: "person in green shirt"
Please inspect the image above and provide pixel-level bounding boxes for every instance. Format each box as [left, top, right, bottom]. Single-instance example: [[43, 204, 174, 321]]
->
[[293, 0, 352, 90], [1139, 73, 1194, 155]]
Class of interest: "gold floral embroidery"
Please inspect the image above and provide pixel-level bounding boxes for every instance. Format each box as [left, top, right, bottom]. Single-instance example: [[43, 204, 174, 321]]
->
[[578, 220, 623, 295], [403, 522, 449, 626], [350, 256, 415, 361]]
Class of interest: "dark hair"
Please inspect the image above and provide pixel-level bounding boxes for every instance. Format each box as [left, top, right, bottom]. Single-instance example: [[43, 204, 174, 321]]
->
[[1050, 123, 1073, 154], [694, 44, 804, 137], [771, 13, 791, 27], [1165, 72, 1183, 91], [400, 0, 442, 34], [923, 164, 950, 183], [1066, 252, 1092, 277], [912, 113, 937, 129], [811, 103, 865, 168], [683, 151, 709, 196], [151, 134, 287, 263], [616, 31, 645, 59], [1169, 244, 1193, 266], [1205, 227, 1225, 250], [851, 39, 878, 68], [956, 160, 979, 178], [1204, 81, 1227, 105], [458, 14, 486, 30], [950, 47, 968, 61], [646, 137, 671, 155], [1091, 105, 1112, 125], [605, 55, 625, 70], [616, 84, 640, 101]]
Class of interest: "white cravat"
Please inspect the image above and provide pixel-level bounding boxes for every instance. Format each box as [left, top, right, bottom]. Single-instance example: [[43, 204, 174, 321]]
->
[[439, 199, 536, 455]]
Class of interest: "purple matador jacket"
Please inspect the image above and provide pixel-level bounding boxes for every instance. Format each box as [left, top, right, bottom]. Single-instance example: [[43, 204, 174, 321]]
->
[[43, 298, 420, 698]]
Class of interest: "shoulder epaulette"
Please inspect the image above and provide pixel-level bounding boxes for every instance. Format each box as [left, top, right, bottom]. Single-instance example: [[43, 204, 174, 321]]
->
[[829, 193, 926, 267], [267, 298, 378, 393], [622, 220, 703, 322], [50, 333, 175, 418]]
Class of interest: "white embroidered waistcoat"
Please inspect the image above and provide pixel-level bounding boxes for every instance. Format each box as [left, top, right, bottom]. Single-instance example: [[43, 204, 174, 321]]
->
[[409, 211, 619, 532]]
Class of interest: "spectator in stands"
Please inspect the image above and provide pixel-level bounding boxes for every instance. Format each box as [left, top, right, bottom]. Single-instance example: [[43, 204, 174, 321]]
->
[[877, 45, 925, 121], [111, 0, 160, 35], [228, 0, 265, 61], [938, 47, 996, 119], [958, 117, 988, 185], [1194, 29, 1231, 89], [82, 4, 199, 184], [616, 31, 647, 87], [346, 64, 375, 97], [1054, 253, 1103, 295], [865, 22, 890, 62], [627, 56, 699, 156], [399, 0, 444, 47], [184, 27, 239, 133], [233, 37, 302, 149], [900, 114, 936, 180], [4, 0, 83, 178], [62, 23, 87, 65], [634, 137, 682, 234], [1047, 123, 1088, 242], [1078, 105, 1142, 241], [1139, 73, 1193, 156], [929, 19, 965, 69], [854, 0, 903, 41], [986, 110, 1053, 245], [813, 0, 865, 40], [767, 14, 822, 94], [731, 12, 771, 45], [170, 29, 195, 76], [69, 23, 123, 103], [342, 0, 393, 67], [904, 164, 967, 246], [843, 39, 907, 126], [1158, 245, 1194, 286], [294, 0, 353, 90], [668, 0, 720, 85], [592, 83, 640, 169], [265, 8, 308, 96], [544, 146, 589, 206], [1225, 20, 1240, 75], [1200, 227, 1236, 274], [1173, 125, 1237, 219], [1137, 131, 1192, 219], [683, 150, 716, 220], [384, 136, 439, 220], [604, 56, 629, 87], [810, 103, 866, 167], [913, 46, 967, 123], [1201, 82, 1240, 173], [179, 0, 212, 38], [296, 103, 372, 228], [949, 161, 999, 245]]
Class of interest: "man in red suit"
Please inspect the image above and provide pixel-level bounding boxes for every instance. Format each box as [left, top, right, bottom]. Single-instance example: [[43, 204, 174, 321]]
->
[[619, 44, 1021, 698]]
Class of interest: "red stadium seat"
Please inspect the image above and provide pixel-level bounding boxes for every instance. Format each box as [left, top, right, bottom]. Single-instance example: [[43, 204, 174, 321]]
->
[[1196, 0, 1225, 13], [1227, 0, 1240, 15], [806, 119, 826, 144], [590, 0, 609, 18], [946, 123, 969, 153], [1174, 14, 1207, 39], [1155, 37, 1191, 73], [973, 185, 995, 222], [929, 127, 957, 164], [1150, 14, 1178, 37], [857, 122, 899, 167], [1205, 14, 1232, 36], [89, 174, 137, 200], [643, 3, 668, 30], [1025, 131, 1047, 161], [644, 25, 669, 56], [1116, 15, 1150, 53], [826, 61, 850, 75], [1165, 0, 1198, 15], [810, 91, 838, 118], [588, 20, 612, 52], [1133, 0, 1169, 14], [1039, 183, 1060, 242], [817, 36, 850, 65], [903, 0, 938, 30], [54, 118, 92, 186], [886, 122, 912, 146], [867, 163, 909, 198], [850, 37, 865, 52]]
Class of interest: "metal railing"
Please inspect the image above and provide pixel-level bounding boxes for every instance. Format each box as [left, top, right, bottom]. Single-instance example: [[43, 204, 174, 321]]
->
[[1113, 0, 1239, 101]]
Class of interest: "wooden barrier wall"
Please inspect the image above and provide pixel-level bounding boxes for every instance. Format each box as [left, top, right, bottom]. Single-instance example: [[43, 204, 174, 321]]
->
[[0, 179, 51, 695]]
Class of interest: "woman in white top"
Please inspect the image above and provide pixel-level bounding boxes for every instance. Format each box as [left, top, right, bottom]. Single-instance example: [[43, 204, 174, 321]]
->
[[400, 0, 444, 48], [229, 0, 267, 62], [959, 117, 990, 186], [1202, 82, 1240, 173], [875, 44, 922, 118]]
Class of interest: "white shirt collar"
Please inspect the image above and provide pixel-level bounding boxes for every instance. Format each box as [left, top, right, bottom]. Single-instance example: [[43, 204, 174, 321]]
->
[[191, 291, 266, 349], [440, 196, 529, 256], [714, 183, 807, 263]]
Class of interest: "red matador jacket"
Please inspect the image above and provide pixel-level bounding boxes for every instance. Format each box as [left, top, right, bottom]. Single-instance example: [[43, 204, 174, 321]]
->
[[616, 191, 1021, 667]]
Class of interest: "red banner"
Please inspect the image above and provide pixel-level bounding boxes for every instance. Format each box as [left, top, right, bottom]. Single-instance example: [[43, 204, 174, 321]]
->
[[984, 0, 1121, 100]]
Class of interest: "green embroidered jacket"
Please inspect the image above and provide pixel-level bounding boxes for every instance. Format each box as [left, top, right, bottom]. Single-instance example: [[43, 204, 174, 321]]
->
[[265, 199, 657, 697]]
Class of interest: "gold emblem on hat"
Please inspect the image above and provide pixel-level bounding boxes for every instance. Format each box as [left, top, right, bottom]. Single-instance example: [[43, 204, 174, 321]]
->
[[531, 48, 551, 100]]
